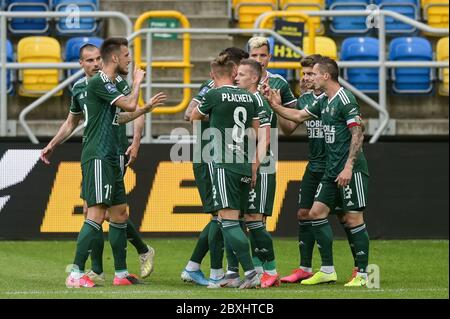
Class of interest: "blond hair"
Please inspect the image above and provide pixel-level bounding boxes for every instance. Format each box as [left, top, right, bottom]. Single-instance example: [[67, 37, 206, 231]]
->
[[246, 36, 270, 53]]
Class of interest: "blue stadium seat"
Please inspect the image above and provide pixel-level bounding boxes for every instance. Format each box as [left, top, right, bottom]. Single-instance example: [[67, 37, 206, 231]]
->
[[389, 37, 433, 94], [65, 36, 103, 76], [7, 0, 50, 34], [53, 0, 99, 35], [341, 37, 379, 93], [267, 36, 289, 79], [375, 0, 419, 33], [0, 39, 14, 94], [329, 0, 370, 34]]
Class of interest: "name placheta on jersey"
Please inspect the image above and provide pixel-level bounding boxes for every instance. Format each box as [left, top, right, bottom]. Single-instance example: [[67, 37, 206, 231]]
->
[[221, 92, 253, 103]]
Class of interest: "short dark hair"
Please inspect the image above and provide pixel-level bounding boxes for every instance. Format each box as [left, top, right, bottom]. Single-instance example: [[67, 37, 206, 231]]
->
[[219, 47, 249, 65], [300, 54, 323, 68], [316, 56, 339, 82], [239, 58, 263, 83], [79, 44, 99, 60], [100, 37, 128, 63], [211, 54, 235, 78]]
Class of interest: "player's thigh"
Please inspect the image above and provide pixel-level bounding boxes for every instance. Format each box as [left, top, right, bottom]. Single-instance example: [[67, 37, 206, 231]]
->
[[247, 172, 276, 216], [213, 167, 250, 211], [311, 176, 338, 219], [299, 167, 324, 210], [339, 171, 369, 213], [81, 159, 116, 207], [193, 162, 216, 214], [108, 203, 128, 223], [111, 164, 127, 208]]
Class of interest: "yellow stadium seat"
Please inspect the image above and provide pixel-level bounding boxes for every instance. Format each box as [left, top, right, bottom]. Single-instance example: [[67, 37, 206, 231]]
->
[[422, 0, 449, 29], [234, 0, 277, 29], [302, 36, 337, 60], [280, 0, 325, 35], [17, 36, 62, 97], [437, 37, 449, 96]]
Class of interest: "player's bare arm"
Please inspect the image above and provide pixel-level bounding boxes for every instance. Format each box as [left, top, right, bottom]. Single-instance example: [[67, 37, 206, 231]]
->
[[114, 68, 146, 112], [117, 91, 166, 124], [184, 99, 200, 121], [266, 89, 311, 124], [125, 115, 145, 167], [190, 106, 207, 122], [335, 123, 364, 187], [40, 113, 82, 164]]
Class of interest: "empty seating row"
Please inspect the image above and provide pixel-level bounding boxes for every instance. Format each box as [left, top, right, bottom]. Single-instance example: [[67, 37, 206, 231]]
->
[[233, 0, 449, 34], [3, 0, 99, 35], [1, 36, 103, 97]]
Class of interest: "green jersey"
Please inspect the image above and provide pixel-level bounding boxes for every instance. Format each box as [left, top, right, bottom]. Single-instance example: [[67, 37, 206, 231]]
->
[[192, 79, 214, 167], [115, 75, 132, 155], [305, 87, 369, 178], [254, 91, 277, 169], [260, 71, 297, 106], [297, 91, 327, 172], [69, 76, 88, 115], [197, 85, 259, 176], [80, 71, 125, 166]]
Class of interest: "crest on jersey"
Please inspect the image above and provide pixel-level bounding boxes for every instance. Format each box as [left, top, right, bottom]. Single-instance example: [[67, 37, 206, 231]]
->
[[105, 83, 118, 94]]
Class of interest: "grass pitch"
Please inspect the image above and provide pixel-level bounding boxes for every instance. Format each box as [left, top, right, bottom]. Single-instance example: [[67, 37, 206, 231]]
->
[[0, 239, 447, 299]]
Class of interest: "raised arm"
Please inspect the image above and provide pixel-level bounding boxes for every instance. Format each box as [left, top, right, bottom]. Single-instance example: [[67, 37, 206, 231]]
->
[[265, 89, 312, 124], [114, 68, 146, 112]]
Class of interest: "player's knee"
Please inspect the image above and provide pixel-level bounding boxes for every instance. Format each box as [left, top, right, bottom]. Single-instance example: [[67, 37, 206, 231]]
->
[[244, 213, 263, 222], [344, 213, 364, 227]]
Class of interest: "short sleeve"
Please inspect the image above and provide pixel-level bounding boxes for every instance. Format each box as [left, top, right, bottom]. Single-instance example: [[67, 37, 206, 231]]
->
[[193, 81, 212, 104], [197, 91, 213, 116], [304, 98, 322, 119], [341, 102, 362, 128], [280, 81, 297, 106], [69, 93, 83, 114], [89, 76, 124, 106]]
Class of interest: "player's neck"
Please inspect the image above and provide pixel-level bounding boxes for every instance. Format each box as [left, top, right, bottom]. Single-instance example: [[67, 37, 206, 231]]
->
[[313, 89, 323, 97], [214, 78, 234, 87], [247, 85, 258, 94], [325, 82, 342, 101], [101, 65, 118, 82]]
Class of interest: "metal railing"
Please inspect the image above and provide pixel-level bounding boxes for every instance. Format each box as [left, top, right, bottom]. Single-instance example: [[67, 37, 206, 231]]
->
[[0, 11, 133, 142], [255, 10, 449, 142]]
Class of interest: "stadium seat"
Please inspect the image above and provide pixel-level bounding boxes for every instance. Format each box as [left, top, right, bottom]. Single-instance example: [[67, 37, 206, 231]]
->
[[17, 36, 62, 97], [421, 0, 449, 29], [375, 0, 419, 33], [7, 0, 50, 34], [302, 36, 338, 60], [53, 0, 99, 35], [389, 37, 433, 94], [0, 39, 14, 94], [65, 36, 103, 77], [341, 37, 379, 93], [436, 37, 449, 96], [279, 0, 326, 35], [328, 0, 370, 34], [234, 0, 276, 29]]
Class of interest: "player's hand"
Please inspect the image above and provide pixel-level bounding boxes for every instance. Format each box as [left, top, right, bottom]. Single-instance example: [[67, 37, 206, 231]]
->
[[40, 146, 53, 165], [266, 89, 282, 109], [145, 92, 167, 111], [125, 142, 140, 166], [133, 66, 146, 84], [335, 166, 353, 187], [260, 82, 270, 97]]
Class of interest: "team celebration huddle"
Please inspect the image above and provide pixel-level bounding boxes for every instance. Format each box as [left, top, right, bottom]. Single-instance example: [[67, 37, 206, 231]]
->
[[40, 35, 370, 289]]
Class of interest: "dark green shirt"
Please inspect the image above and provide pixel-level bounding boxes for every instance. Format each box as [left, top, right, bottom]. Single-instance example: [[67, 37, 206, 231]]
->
[[297, 91, 327, 172], [197, 85, 259, 176], [305, 87, 369, 178]]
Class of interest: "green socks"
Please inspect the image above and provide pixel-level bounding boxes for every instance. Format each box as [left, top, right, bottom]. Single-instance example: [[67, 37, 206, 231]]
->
[[311, 218, 334, 267], [208, 218, 224, 270], [90, 224, 104, 274], [221, 219, 254, 272], [298, 219, 315, 269], [73, 219, 101, 272], [189, 220, 211, 264], [127, 219, 148, 255], [349, 224, 370, 273], [341, 222, 357, 267], [246, 221, 276, 273], [109, 222, 128, 271]]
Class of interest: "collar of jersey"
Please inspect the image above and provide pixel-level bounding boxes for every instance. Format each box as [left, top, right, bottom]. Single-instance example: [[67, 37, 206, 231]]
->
[[217, 84, 238, 89], [327, 87, 344, 104]]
